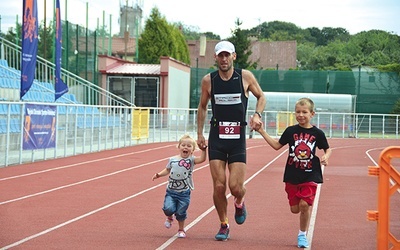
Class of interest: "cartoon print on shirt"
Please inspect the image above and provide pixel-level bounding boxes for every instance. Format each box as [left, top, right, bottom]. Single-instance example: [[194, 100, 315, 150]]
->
[[294, 141, 311, 160], [168, 159, 192, 190], [288, 133, 316, 171], [178, 159, 191, 170]]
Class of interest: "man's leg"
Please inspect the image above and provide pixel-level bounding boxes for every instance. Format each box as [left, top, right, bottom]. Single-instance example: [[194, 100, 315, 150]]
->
[[209, 159, 228, 223], [229, 162, 247, 224], [210, 159, 231, 240], [228, 162, 246, 203]]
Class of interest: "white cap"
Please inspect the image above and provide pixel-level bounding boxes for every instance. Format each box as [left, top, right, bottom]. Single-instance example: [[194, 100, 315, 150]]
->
[[214, 41, 235, 55]]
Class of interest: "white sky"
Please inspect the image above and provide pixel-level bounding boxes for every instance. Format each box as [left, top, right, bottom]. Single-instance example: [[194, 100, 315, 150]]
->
[[1, 0, 399, 39]]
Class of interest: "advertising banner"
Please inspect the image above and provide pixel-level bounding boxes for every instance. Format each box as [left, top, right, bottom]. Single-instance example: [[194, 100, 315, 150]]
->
[[20, 0, 38, 99], [23, 104, 57, 150], [55, 0, 68, 100]]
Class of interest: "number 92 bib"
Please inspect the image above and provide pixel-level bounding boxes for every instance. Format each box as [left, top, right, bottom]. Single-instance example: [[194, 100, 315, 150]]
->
[[218, 121, 241, 139]]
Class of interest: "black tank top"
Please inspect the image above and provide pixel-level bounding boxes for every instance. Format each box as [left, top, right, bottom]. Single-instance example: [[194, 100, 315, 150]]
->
[[210, 69, 248, 124]]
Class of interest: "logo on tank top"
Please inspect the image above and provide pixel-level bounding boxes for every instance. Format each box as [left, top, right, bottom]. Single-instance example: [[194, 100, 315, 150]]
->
[[214, 93, 241, 105]]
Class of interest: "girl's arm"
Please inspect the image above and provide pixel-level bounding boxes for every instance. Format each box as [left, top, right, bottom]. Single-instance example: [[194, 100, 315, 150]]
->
[[152, 168, 171, 181], [194, 146, 207, 164], [257, 127, 284, 150]]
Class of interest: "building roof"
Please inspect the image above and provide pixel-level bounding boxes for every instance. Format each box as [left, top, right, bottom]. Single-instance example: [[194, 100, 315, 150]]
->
[[106, 63, 161, 75]]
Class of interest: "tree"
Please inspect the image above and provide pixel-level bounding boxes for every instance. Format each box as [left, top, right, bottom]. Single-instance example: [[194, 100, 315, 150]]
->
[[228, 18, 256, 69], [3, 23, 22, 46], [138, 7, 190, 65], [297, 42, 315, 69], [3, 21, 54, 63], [349, 30, 400, 66], [169, 24, 190, 64], [391, 98, 400, 114], [38, 20, 54, 62]]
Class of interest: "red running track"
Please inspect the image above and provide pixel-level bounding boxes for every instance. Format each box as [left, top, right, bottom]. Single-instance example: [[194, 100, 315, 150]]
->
[[0, 138, 398, 249]]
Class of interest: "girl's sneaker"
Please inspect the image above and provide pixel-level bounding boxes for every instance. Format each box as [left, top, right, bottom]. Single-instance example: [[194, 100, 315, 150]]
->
[[164, 216, 173, 229], [177, 230, 186, 238]]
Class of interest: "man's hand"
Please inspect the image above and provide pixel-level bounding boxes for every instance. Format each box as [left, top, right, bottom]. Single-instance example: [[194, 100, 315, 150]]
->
[[250, 115, 262, 131], [197, 134, 207, 150]]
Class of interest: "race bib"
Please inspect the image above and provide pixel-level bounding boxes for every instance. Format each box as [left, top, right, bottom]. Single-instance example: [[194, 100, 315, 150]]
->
[[219, 121, 241, 139]]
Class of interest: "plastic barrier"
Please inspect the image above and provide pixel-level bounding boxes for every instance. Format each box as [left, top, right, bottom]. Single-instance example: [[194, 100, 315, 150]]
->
[[367, 146, 400, 250], [131, 108, 149, 139]]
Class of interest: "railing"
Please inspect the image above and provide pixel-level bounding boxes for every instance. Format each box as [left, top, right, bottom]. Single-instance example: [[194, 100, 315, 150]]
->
[[367, 146, 400, 250], [0, 37, 133, 107], [0, 104, 399, 167]]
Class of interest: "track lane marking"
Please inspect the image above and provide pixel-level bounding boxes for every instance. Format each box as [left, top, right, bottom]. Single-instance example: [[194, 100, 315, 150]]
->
[[157, 145, 288, 249], [0, 144, 175, 181]]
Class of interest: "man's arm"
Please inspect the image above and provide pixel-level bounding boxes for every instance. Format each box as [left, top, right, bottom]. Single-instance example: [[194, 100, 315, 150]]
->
[[197, 74, 211, 149], [243, 70, 266, 130]]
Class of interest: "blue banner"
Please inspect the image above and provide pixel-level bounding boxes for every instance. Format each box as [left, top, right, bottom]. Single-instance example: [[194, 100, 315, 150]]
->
[[55, 0, 68, 101], [20, 0, 38, 99], [23, 104, 57, 150]]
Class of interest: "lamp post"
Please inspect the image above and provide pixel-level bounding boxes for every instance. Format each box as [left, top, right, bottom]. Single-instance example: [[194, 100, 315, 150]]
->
[[196, 57, 199, 101]]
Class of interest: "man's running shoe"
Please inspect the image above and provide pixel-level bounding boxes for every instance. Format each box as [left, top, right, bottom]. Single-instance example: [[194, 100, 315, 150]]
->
[[215, 224, 230, 241], [234, 201, 247, 224], [297, 234, 309, 248], [164, 216, 173, 229]]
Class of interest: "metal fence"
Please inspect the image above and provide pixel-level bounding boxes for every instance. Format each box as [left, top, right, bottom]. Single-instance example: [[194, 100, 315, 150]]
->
[[1, 102, 399, 167], [189, 68, 400, 114], [0, 37, 133, 107]]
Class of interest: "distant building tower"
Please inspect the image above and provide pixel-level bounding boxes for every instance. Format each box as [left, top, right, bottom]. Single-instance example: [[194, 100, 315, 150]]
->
[[119, 0, 143, 38]]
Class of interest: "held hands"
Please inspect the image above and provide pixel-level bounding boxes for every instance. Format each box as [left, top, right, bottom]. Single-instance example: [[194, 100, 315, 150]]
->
[[197, 135, 208, 150], [249, 115, 263, 132]]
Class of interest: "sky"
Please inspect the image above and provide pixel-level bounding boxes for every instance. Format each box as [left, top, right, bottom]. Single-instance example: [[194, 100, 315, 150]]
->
[[1, 0, 399, 39]]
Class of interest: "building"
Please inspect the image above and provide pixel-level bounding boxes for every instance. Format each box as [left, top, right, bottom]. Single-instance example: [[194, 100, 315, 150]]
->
[[118, 1, 143, 38], [94, 37, 297, 70], [187, 39, 297, 70], [98, 55, 191, 108]]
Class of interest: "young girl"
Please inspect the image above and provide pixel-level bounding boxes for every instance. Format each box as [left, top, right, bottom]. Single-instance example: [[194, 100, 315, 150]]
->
[[152, 135, 207, 238], [255, 97, 332, 248]]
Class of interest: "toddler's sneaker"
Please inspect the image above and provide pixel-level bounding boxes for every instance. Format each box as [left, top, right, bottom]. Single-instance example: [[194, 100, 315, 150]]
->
[[215, 223, 230, 241], [177, 230, 186, 238], [164, 216, 173, 229], [297, 234, 309, 248]]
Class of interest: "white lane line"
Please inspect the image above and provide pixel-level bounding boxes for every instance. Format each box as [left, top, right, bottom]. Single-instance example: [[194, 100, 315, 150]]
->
[[5, 143, 368, 249], [306, 166, 324, 250], [0, 157, 169, 205], [1, 181, 168, 250], [157, 146, 288, 250], [0, 163, 210, 249], [0, 144, 174, 181], [306, 146, 387, 249], [366, 147, 399, 193]]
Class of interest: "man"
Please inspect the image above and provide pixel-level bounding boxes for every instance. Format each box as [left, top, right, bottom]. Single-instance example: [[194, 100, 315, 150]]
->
[[197, 40, 266, 241]]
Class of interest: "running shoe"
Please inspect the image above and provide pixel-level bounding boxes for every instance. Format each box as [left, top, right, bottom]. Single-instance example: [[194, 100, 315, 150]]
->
[[164, 216, 173, 229], [234, 201, 247, 224], [177, 230, 186, 238], [215, 223, 230, 241], [297, 234, 309, 248]]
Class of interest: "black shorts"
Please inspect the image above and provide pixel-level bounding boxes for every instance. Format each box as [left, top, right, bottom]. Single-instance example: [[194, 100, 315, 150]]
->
[[208, 126, 246, 164]]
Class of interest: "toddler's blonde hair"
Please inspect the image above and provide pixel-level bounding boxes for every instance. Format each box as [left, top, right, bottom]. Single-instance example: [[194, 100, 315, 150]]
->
[[177, 134, 197, 149]]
